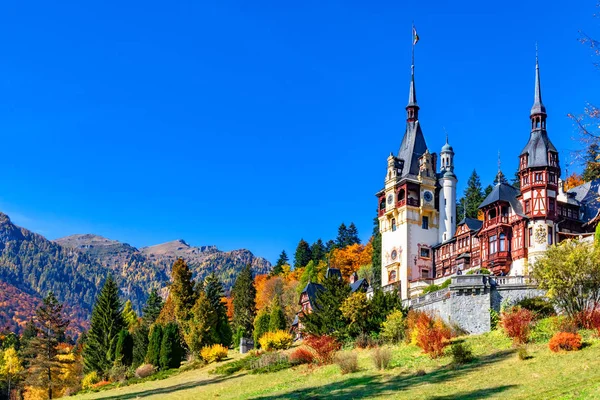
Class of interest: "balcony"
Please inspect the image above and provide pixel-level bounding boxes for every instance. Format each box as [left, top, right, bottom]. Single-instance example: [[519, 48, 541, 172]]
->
[[484, 216, 509, 228], [407, 198, 419, 207]]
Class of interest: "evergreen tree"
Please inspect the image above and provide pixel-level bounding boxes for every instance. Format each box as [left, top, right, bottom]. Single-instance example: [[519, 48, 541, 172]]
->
[[25, 292, 70, 399], [512, 168, 521, 190], [268, 298, 286, 332], [347, 223, 361, 245], [231, 264, 256, 336], [170, 259, 196, 322], [131, 324, 149, 367], [122, 300, 138, 330], [493, 170, 509, 186], [21, 319, 37, 349], [583, 142, 600, 181], [142, 289, 164, 326], [83, 275, 125, 376], [460, 170, 485, 219], [336, 223, 349, 248], [253, 311, 271, 347], [484, 184, 494, 197], [371, 216, 382, 289], [300, 273, 351, 339], [204, 274, 232, 347], [114, 329, 134, 366], [297, 261, 319, 295], [159, 323, 183, 370], [146, 325, 163, 367], [365, 289, 404, 334], [293, 239, 312, 270], [325, 239, 337, 253], [272, 250, 289, 275], [183, 291, 217, 355], [309, 239, 326, 264]]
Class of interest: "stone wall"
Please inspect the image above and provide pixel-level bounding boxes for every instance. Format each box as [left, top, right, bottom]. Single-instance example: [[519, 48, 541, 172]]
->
[[403, 275, 543, 334]]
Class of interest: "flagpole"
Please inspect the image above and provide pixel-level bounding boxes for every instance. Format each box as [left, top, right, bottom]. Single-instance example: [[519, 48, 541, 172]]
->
[[411, 22, 415, 73]]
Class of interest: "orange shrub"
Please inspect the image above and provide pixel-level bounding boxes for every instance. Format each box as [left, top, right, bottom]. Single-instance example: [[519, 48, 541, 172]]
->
[[415, 312, 451, 358], [500, 307, 534, 344], [549, 332, 582, 352], [289, 347, 315, 365], [304, 334, 341, 364]]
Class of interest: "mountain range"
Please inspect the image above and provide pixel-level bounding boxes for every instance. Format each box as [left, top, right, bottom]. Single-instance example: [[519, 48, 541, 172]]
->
[[0, 212, 271, 334]]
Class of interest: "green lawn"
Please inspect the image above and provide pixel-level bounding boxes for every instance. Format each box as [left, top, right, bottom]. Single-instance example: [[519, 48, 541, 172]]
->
[[69, 331, 600, 400]]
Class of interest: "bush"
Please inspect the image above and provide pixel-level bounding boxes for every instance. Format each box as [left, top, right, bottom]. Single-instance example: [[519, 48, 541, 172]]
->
[[415, 312, 452, 358], [289, 347, 315, 365], [82, 371, 100, 389], [517, 346, 529, 360], [249, 352, 291, 374], [200, 344, 229, 363], [449, 342, 473, 364], [421, 284, 440, 295], [573, 309, 600, 330], [232, 327, 245, 349], [549, 332, 583, 352], [304, 334, 341, 364], [490, 309, 500, 330], [108, 364, 130, 383], [114, 329, 134, 366], [466, 268, 490, 275], [371, 347, 392, 370], [212, 354, 258, 375], [530, 316, 567, 343], [500, 307, 534, 345], [258, 330, 294, 351], [515, 297, 556, 319], [354, 332, 380, 349], [380, 310, 406, 344], [135, 364, 156, 379], [335, 351, 359, 374], [253, 311, 271, 348]]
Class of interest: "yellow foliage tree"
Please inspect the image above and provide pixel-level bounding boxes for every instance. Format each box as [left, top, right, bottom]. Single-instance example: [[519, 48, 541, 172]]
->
[[1, 347, 24, 397], [564, 172, 585, 191], [330, 242, 373, 278]]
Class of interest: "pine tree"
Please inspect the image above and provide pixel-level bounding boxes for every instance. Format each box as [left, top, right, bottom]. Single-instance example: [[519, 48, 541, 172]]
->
[[300, 273, 351, 338], [114, 329, 134, 366], [310, 239, 326, 264], [170, 259, 196, 322], [253, 311, 271, 347], [493, 170, 508, 185], [293, 239, 312, 269], [460, 170, 485, 219], [371, 216, 382, 289], [159, 323, 183, 370], [122, 300, 138, 330], [347, 223, 361, 245], [142, 289, 164, 326], [25, 292, 70, 399], [268, 298, 286, 332], [204, 274, 232, 347], [512, 168, 521, 190], [325, 240, 337, 253], [484, 184, 493, 197], [146, 325, 163, 367], [83, 275, 125, 376], [583, 142, 600, 181], [231, 265, 256, 336], [336, 223, 349, 247], [272, 250, 289, 275]]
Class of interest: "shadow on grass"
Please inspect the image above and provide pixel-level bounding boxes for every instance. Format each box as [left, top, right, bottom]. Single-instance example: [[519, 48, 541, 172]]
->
[[250, 350, 517, 400], [426, 385, 517, 399], [94, 373, 244, 400]]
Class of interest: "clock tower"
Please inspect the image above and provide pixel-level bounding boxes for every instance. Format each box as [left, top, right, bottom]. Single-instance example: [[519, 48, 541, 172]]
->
[[377, 61, 439, 299]]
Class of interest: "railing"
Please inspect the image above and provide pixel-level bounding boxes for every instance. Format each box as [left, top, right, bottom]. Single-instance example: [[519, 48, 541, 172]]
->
[[382, 282, 401, 294], [493, 276, 535, 286], [404, 287, 451, 308], [485, 216, 509, 226], [407, 198, 419, 207]]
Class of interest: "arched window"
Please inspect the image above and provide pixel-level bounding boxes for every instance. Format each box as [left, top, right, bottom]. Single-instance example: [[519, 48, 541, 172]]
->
[[398, 189, 405, 201], [499, 233, 506, 252], [388, 270, 397, 282], [391, 218, 396, 232]]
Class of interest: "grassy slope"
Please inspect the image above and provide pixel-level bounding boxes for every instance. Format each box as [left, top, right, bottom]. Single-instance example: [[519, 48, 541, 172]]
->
[[70, 331, 600, 400]]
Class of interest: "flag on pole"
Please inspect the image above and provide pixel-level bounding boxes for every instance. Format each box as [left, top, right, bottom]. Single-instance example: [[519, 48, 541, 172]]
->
[[412, 25, 419, 45]]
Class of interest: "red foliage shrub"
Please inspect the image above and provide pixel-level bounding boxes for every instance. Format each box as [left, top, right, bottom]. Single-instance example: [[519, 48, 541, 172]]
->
[[573, 309, 600, 331], [500, 307, 534, 345], [304, 334, 341, 365], [549, 332, 582, 352], [289, 347, 315, 365], [415, 312, 452, 359]]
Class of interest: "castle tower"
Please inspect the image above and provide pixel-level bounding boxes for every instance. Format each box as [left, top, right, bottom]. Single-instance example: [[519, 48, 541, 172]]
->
[[438, 136, 457, 243], [517, 52, 561, 272], [377, 57, 439, 300]]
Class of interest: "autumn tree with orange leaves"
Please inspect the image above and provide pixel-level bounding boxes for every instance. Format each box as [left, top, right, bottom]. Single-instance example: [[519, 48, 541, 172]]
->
[[329, 242, 373, 278]]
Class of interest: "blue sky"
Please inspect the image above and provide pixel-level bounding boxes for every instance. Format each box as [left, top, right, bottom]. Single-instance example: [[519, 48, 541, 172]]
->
[[0, 1, 597, 264]]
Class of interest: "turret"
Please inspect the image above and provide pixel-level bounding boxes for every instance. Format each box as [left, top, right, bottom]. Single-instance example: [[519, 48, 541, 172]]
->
[[438, 136, 457, 242]]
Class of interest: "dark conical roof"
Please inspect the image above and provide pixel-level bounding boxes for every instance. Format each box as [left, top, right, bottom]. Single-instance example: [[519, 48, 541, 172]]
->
[[407, 68, 418, 108], [397, 121, 428, 178], [520, 131, 557, 167], [530, 57, 546, 116]]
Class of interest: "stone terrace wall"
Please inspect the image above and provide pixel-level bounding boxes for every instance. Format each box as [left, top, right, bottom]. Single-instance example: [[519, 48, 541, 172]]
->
[[403, 275, 543, 334]]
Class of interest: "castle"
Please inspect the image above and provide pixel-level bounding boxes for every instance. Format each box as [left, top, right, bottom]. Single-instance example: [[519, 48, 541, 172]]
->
[[377, 54, 600, 300]]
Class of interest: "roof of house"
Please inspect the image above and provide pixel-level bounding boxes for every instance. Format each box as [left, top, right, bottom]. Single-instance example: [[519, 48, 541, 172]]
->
[[397, 121, 428, 180], [325, 267, 342, 280], [520, 130, 557, 168], [350, 278, 367, 293], [567, 178, 600, 223], [478, 182, 525, 216], [458, 217, 483, 231], [299, 281, 324, 308]]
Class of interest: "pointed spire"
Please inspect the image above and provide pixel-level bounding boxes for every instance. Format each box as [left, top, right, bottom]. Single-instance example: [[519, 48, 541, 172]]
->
[[407, 66, 418, 107], [531, 44, 546, 117]]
